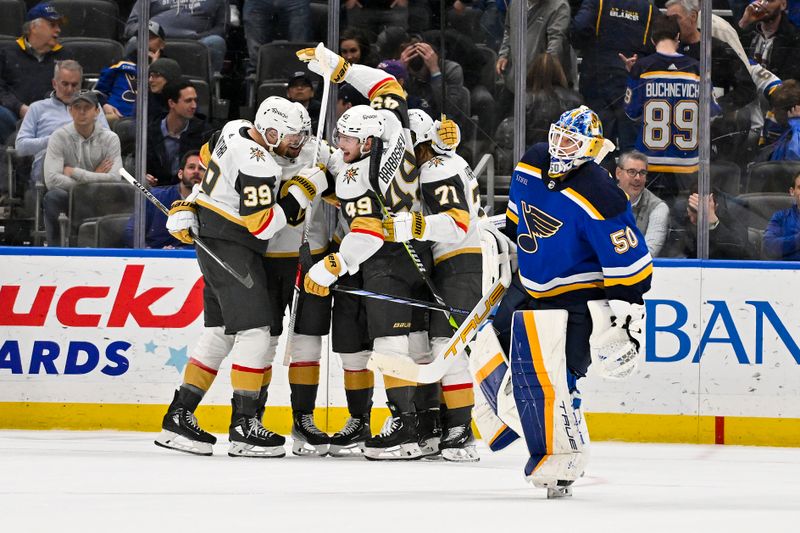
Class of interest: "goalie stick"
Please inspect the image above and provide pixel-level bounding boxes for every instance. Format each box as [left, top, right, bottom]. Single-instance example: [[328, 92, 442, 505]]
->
[[120, 168, 254, 289], [368, 278, 507, 383]]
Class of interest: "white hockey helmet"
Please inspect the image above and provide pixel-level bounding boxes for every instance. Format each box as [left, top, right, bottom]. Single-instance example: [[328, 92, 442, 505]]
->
[[408, 108, 460, 153], [254, 96, 311, 149], [547, 105, 605, 177], [335, 104, 384, 153]]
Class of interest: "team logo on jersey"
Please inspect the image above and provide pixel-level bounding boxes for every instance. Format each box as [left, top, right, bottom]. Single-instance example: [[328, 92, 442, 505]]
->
[[517, 201, 562, 254], [250, 147, 266, 162], [343, 167, 359, 184], [428, 156, 444, 168]]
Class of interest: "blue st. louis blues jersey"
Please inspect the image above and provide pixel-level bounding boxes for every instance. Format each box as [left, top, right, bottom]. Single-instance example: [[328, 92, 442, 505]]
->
[[624, 52, 701, 174], [504, 143, 652, 306]]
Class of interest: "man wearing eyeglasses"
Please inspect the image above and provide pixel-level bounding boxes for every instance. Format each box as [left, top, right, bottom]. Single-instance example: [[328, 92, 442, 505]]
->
[[615, 150, 669, 257], [15, 60, 109, 187]]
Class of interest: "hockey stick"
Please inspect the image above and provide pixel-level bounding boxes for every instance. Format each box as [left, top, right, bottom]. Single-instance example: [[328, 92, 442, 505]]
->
[[284, 44, 332, 365], [332, 285, 470, 316], [368, 278, 507, 383], [120, 168, 254, 289]]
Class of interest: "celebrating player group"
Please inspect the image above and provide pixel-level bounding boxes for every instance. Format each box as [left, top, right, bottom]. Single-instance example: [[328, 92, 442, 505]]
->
[[153, 43, 652, 498]]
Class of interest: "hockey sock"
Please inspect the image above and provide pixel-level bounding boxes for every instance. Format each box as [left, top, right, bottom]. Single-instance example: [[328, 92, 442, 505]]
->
[[384, 376, 417, 413], [344, 369, 374, 416], [289, 361, 320, 413], [413, 382, 442, 412], [183, 359, 218, 395], [176, 385, 204, 411], [442, 385, 474, 427]]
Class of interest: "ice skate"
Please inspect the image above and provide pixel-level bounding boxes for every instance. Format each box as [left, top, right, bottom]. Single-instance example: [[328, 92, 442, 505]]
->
[[416, 408, 442, 459], [546, 481, 574, 499], [439, 422, 479, 463], [154, 390, 216, 456], [363, 404, 421, 461], [329, 414, 371, 457], [291, 411, 331, 456], [228, 396, 286, 458]]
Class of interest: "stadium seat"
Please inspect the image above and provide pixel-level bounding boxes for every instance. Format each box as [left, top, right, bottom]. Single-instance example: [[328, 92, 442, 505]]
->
[[728, 193, 794, 232], [77, 213, 129, 248], [744, 160, 800, 193], [162, 39, 227, 120], [710, 160, 741, 197], [309, 3, 328, 43], [51, 0, 119, 40], [61, 181, 134, 247], [256, 81, 289, 106], [0, 0, 25, 37], [60, 37, 124, 84], [247, 41, 317, 109]]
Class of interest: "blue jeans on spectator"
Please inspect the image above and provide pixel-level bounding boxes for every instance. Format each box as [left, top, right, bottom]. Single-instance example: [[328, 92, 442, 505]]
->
[[126, 35, 227, 73], [244, 0, 312, 73], [0, 105, 18, 144], [43, 187, 69, 246]]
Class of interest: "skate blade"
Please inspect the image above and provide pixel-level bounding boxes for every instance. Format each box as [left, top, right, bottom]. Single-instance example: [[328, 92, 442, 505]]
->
[[363, 442, 422, 461], [441, 445, 480, 463], [291, 439, 330, 457], [154, 431, 213, 456], [546, 487, 573, 499], [419, 437, 441, 459], [328, 442, 366, 458], [228, 441, 286, 458]]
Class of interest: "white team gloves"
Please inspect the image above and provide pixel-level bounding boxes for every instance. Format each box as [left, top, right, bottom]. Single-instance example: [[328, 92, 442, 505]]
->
[[382, 211, 427, 242], [304, 252, 349, 297], [296, 43, 350, 83], [281, 166, 328, 209], [587, 299, 645, 380], [166, 200, 199, 244]]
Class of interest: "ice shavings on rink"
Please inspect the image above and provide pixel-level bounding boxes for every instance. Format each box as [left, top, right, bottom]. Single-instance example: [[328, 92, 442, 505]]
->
[[0, 431, 798, 533]]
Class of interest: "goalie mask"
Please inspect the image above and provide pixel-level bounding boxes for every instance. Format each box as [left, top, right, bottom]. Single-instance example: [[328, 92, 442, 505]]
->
[[408, 108, 460, 154], [335, 104, 384, 154], [254, 96, 311, 150], [547, 105, 605, 178]]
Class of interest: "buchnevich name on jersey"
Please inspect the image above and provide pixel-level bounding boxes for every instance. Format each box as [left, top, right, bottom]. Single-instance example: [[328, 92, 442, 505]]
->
[[644, 81, 699, 98]]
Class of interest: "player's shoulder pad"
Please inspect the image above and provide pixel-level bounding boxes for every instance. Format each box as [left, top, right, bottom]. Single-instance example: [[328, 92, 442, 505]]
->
[[567, 163, 629, 219], [512, 143, 548, 181], [420, 153, 463, 183], [336, 157, 371, 200]]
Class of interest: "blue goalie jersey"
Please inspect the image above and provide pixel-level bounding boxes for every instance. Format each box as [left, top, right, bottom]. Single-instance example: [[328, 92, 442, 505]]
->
[[624, 52, 702, 174], [504, 143, 652, 306]]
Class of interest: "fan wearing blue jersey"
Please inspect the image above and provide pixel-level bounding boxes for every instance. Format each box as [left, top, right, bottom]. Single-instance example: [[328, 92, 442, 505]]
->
[[624, 15, 703, 200], [484, 106, 652, 498]]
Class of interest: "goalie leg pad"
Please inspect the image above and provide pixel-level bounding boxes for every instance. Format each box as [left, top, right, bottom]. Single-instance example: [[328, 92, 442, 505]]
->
[[509, 310, 589, 485]]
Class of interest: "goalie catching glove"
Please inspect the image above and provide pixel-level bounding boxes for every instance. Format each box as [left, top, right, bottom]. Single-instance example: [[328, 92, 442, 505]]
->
[[587, 299, 645, 380], [296, 43, 350, 83], [166, 200, 199, 244], [382, 211, 427, 242], [304, 253, 349, 297]]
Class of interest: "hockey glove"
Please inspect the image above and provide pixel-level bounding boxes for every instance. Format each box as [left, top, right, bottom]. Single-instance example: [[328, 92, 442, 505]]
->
[[166, 200, 199, 244], [587, 299, 645, 380], [477, 217, 513, 290], [436, 116, 461, 151], [280, 165, 328, 209], [297, 43, 350, 83], [383, 211, 426, 242], [304, 253, 348, 297]]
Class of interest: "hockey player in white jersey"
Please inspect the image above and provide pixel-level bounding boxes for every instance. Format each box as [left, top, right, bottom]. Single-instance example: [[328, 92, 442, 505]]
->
[[255, 96, 344, 457], [155, 98, 330, 458], [382, 109, 482, 461], [297, 45, 432, 460]]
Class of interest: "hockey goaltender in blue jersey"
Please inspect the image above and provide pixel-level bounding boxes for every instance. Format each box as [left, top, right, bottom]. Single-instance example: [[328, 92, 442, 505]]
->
[[504, 142, 653, 309]]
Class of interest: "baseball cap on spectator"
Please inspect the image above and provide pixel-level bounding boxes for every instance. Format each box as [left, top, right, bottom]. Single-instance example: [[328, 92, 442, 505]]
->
[[288, 72, 313, 88], [27, 2, 65, 23], [148, 20, 166, 41], [69, 90, 99, 107], [377, 60, 407, 84], [149, 58, 182, 84], [338, 83, 368, 107]]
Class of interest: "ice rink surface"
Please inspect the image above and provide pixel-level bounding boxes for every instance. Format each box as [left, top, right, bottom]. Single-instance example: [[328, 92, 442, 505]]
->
[[1, 431, 799, 533]]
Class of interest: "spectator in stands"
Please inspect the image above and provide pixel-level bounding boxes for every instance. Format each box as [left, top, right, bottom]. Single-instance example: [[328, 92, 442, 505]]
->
[[680, 187, 752, 259], [761, 80, 800, 160], [571, 0, 653, 153], [377, 58, 433, 116], [147, 80, 209, 187], [346, 0, 409, 33], [340, 28, 379, 67], [124, 0, 228, 73], [763, 171, 800, 259], [398, 39, 469, 127], [15, 61, 109, 187], [124, 150, 204, 249], [738, 0, 800, 82], [335, 83, 369, 120], [148, 58, 183, 123], [0, 2, 72, 143], [95, 21, 167, 124], [286, 72, 321, 130], [616, 150, 669, 257], [525, 53, 582, 146], [375, 26, 410, 59], [243, 0, 312, 74], [43, 91, 122, 246], [495, 0, 575, 114]]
